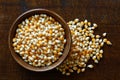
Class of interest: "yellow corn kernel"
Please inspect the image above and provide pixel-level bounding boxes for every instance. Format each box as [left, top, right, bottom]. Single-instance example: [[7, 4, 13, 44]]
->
[[88, 22, 91, 26], [106, 40, 112, 45]]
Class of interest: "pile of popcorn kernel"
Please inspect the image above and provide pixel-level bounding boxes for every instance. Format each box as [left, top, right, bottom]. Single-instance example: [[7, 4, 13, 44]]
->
[[12, 14, 66, 67], [56, 19, 112, 75]]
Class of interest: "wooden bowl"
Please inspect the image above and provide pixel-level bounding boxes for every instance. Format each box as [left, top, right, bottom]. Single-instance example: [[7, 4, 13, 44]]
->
[[8, 9, 71, 72]]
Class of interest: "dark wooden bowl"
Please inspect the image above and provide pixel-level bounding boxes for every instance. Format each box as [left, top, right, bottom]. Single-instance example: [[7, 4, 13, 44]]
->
[[8, 9, 71, 72]]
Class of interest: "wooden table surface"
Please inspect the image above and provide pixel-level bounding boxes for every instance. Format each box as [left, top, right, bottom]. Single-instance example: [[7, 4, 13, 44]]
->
[[0, 0, 120, 80]]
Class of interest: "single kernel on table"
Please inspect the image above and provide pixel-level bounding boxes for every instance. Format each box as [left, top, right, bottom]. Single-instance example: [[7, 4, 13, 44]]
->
[[87, 64, 94, 68], [102, 32, 107, 37], [106, 40, 112, 45], [56, 19, 112, 76], [12, 14, 66, 67]]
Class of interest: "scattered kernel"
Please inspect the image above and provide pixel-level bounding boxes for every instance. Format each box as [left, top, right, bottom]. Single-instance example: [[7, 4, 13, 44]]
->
[[66, 73, 70, 76], [56, 19, 112, 75], [87, 64, 94, 68], [106, 40, 112, 45], [103, 32, 107, 37]]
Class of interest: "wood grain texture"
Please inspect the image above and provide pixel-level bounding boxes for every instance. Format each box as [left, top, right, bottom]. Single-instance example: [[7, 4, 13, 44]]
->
[[0, 0, 120, 80]]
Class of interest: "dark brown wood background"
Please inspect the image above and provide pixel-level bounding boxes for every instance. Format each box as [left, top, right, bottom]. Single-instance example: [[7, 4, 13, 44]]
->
[[0, 0, 120, 80]]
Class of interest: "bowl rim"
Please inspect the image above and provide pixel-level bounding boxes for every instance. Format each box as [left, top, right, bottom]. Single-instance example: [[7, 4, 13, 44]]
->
[[8, 8, 71, 72]]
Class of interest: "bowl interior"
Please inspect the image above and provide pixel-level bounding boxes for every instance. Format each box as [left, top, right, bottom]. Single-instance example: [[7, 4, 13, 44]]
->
[[8, 9, 71, 72]]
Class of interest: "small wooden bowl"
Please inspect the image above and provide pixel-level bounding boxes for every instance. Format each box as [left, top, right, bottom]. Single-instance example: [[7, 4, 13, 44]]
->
[[8, 9, 71, 72]]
